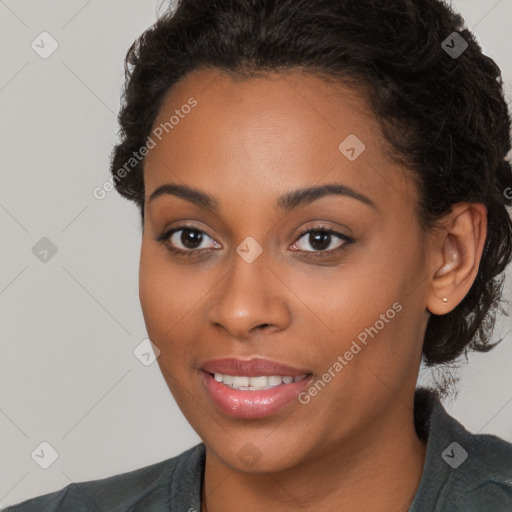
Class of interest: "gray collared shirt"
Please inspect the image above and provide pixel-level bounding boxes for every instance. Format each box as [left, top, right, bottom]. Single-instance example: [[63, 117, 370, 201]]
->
[[4, 388, 512, 511]]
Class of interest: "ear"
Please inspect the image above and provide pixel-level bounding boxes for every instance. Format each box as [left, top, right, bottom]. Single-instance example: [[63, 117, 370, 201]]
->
[[426, 202, 487, 315]]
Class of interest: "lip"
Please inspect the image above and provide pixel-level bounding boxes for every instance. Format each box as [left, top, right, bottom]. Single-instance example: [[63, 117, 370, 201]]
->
[[200, 357, 311, 377], [201, 370, 313, 419]]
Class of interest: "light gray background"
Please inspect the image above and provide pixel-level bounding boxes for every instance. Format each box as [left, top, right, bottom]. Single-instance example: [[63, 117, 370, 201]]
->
[[1, 0, 511, 508]]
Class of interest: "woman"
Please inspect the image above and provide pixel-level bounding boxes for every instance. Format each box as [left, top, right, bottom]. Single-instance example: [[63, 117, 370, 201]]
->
[[6, 0, 512, 510]]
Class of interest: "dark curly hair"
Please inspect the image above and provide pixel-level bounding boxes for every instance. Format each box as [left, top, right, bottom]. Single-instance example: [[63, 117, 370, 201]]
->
[[109, 0, 512, 367]]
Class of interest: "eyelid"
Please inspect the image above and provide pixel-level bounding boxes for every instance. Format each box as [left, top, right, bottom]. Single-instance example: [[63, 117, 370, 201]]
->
[[154, 223, 219, 250], [290, 223, 353, 255], [293, 221, 352, 240], [155, 221, 354, 257]]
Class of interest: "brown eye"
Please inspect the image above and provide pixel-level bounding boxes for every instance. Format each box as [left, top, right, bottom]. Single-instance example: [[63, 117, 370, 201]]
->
[[155, 225, 220, 257], [291, 226, 353, 255], [173, 228, 207, 250]]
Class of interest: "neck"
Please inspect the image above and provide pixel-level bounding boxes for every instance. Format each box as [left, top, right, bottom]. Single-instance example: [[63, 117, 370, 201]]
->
[[201, 399, 427, 512]]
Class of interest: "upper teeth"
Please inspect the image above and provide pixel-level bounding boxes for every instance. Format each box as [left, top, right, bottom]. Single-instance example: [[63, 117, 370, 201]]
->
[[213, 373, 307, 390]]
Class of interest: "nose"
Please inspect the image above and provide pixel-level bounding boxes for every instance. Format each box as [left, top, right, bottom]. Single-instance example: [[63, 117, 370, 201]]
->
[[207, 252, 291, 340]]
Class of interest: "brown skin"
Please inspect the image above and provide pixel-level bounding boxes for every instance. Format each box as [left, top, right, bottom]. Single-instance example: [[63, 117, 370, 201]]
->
[[138, 68, 487, 512]]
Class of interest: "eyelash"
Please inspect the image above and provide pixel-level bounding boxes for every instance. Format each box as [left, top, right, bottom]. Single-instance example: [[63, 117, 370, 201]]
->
[[154, 223, 354, 259]]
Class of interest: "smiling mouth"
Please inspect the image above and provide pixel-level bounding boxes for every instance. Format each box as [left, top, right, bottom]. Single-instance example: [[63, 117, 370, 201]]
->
[[205, 372, 311, 391], [201, 370, 314, 419]]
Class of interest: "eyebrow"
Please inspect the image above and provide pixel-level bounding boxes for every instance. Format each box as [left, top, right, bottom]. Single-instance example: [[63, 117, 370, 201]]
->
[[148, 182, 376, 212]]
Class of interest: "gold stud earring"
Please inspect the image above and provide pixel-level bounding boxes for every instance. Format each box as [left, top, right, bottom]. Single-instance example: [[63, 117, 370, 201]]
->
[[442, 297, 448, 304]]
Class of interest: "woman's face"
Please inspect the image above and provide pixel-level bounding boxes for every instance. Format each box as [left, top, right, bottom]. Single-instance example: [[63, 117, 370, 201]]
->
[[139, 68, 431, 471]]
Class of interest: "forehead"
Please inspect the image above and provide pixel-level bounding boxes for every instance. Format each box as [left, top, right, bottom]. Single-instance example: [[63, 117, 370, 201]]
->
[[143, 68, 415, 214]]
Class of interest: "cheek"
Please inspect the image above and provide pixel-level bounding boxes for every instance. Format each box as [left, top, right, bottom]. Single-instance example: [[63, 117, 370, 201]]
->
[[278, 253, 404, 339], [138, 248, 195, 398], [138, 243, 192, 358], [139, 242, 198, 328], [138, 241, 218, 375], [282, 241, 423, 387]]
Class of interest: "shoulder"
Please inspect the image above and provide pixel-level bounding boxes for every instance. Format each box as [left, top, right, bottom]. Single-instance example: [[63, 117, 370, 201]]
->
[[3, 443, 205, 512], [444, 428, 512, 511], [411, 389, 512, 512]]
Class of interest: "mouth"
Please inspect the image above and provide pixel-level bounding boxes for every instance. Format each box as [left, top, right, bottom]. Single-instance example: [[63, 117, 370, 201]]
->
[[200, 356, 312, 378], [204, 372, 310, 390], [199, 357, 313, 419]]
